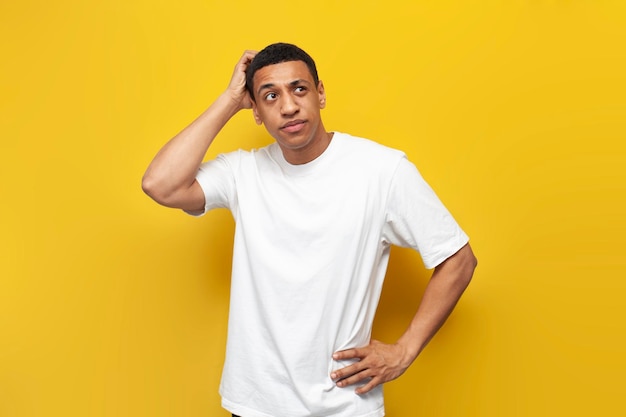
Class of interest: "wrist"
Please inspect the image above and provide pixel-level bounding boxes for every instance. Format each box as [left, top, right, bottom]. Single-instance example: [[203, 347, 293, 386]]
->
[[217, 91, 246, 115], [223, 89, 249, 110], [396, 337, 421, 366]]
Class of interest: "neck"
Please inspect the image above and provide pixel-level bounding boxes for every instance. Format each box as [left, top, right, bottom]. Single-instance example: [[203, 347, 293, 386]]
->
[[281, 130, 334, 165]]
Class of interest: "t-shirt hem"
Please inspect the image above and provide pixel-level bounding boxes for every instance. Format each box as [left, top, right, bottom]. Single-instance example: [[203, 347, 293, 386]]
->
[[422, 235, 470, 270], [222, 397, 385, 417]]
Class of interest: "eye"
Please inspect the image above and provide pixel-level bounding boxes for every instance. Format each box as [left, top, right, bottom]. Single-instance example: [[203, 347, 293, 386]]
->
[[264, 92, 278, 101], [294, 86, 307, 94]]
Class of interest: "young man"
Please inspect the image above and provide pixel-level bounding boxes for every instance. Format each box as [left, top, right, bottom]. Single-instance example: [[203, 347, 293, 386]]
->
[[142, 43, 477, 417]]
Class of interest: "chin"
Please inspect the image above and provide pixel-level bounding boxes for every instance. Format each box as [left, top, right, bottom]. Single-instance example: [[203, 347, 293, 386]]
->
[[274, 132, 310, 148], [277, 140, 310, 151]]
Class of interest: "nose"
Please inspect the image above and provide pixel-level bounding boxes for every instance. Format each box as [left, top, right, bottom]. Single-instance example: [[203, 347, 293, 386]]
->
[[280, 94, 299, 116]]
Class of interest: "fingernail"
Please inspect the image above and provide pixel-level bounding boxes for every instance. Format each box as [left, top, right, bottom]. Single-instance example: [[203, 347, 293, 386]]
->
[[330, 372, 336, 379]]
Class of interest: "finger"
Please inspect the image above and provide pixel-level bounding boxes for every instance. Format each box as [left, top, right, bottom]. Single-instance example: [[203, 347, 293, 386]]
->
[[335, 368, 373, 388], [240, 50, 257, 65], [228, 52, 256, 90], [332, 347, 364, 361], [330, 361, 365, 381], [233, 51, 257, 76], [355, 377, 380, 395]]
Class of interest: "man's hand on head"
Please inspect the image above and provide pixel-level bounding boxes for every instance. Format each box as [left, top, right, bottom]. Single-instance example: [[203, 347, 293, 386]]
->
[[331, 340, 414, 395], [225, 50, 257, 111]]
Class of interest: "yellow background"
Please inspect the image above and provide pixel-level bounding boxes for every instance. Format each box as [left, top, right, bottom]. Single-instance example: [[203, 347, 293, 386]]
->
[[1, 1, 625, 416]]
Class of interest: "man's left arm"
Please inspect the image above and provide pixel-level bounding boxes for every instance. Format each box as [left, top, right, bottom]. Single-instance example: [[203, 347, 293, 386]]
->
[[331, 243, 477, 394]]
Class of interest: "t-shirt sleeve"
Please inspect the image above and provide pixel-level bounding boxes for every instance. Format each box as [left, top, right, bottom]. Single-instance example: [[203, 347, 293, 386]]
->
[[382, 156, 469, 269], [188, 153, 237, 216]]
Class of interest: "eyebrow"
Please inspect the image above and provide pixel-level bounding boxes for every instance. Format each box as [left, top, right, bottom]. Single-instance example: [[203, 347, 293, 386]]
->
[[257, 79, 312, 95]]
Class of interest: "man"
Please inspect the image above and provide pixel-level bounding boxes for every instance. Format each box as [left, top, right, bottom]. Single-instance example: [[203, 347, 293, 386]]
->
[[142, 43, 477, 417]]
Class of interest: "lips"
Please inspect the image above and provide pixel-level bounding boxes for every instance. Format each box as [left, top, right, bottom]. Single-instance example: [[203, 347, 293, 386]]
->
[[280, 119, 306, 133]]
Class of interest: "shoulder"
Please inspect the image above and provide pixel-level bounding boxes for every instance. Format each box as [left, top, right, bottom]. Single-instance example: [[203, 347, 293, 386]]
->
[[215, 143, 278, 167], [332, 131, 406, 167], [333, 131, 404, 153]]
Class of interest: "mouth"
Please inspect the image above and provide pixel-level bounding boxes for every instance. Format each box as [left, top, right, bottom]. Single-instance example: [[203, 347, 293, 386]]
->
[[280, 119, 306, 133]]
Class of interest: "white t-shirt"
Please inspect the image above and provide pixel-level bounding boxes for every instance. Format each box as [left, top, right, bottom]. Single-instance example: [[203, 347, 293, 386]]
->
[[194, 132, 469, 417]]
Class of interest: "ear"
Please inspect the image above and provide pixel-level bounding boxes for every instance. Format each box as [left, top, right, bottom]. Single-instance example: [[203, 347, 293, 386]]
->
[[317, 81, 327, 109], [251, 101, 263, 125]]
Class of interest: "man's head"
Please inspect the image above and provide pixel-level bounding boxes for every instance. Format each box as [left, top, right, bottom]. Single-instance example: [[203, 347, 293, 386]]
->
[[246, 43, 319, 101], [245, 43, 329, 165]]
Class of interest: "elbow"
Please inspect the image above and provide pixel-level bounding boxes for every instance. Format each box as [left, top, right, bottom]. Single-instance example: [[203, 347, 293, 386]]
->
[[141, 173, 157, 199], [461, 246, 477, 287], [141, 173, 170, 206], [466, 247, 478, 271]]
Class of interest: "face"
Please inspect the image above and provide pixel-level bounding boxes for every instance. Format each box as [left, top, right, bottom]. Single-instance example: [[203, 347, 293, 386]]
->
[[251, 60, 328, 164]]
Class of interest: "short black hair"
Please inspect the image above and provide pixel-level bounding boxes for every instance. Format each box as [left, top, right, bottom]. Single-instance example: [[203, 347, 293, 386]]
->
[[245, 43, 319, 101]]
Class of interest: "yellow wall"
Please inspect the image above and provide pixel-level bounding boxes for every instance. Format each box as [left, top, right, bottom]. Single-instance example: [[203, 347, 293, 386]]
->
[[1, 1, 625, 416]]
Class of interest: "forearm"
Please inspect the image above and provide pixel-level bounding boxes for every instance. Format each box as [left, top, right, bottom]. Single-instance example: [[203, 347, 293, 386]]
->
[[397, 244, 477, 364], [330, 244, 476, 394], [142, 92, 241, 204]]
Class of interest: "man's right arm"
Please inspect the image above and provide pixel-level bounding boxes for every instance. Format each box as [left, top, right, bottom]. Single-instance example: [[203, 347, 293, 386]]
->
[[141, 50, 257, 214]]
